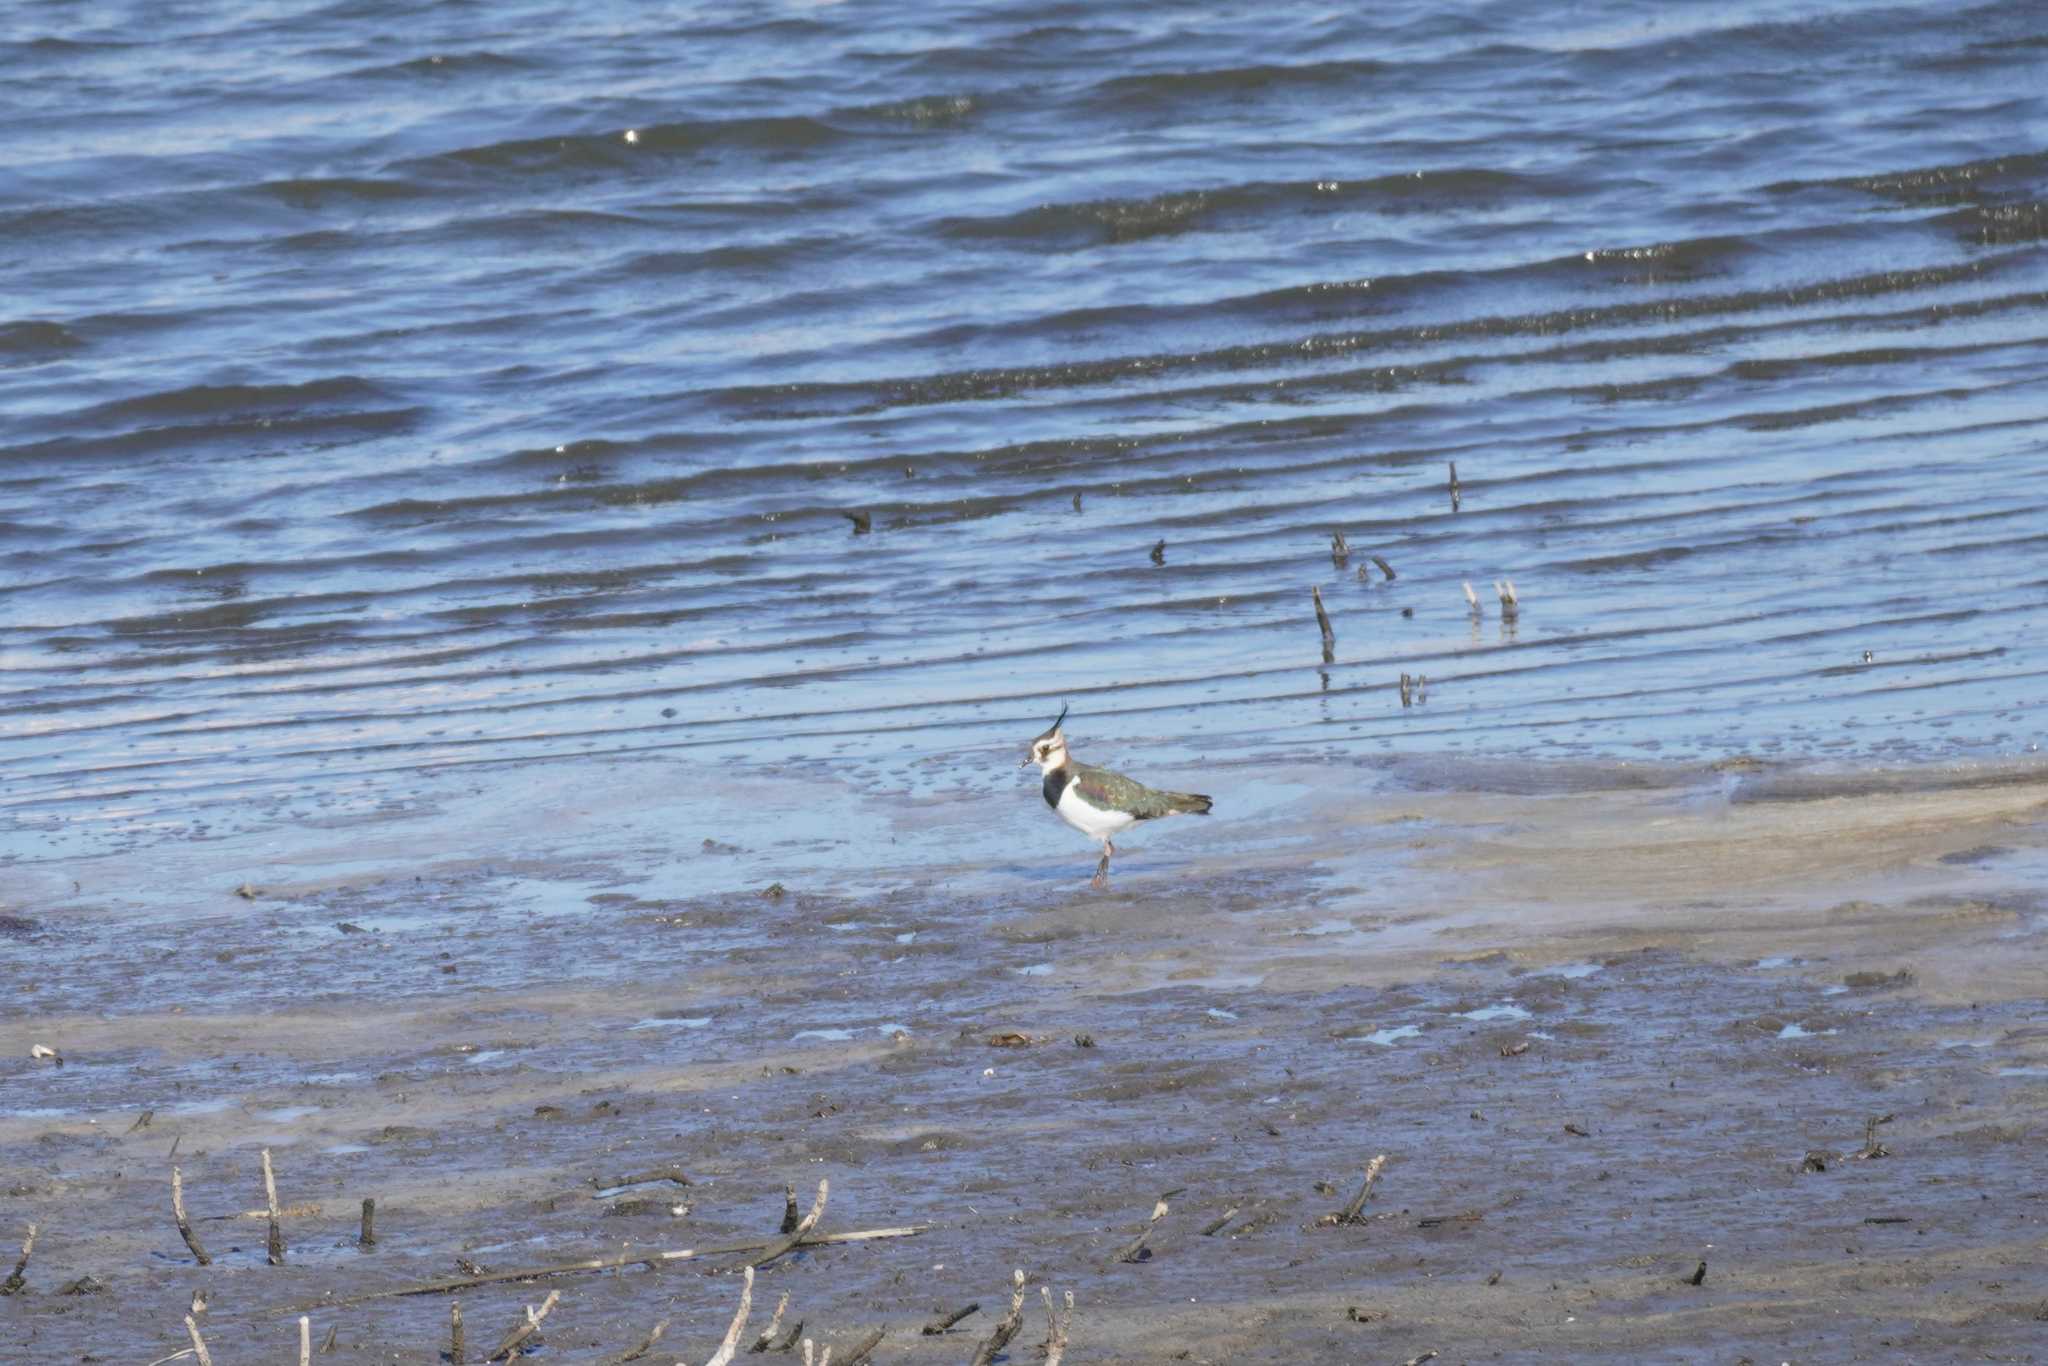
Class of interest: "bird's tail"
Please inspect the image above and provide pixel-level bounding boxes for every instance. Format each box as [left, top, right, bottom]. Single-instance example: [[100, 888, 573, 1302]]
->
[[1166, 790, 1213, 815]]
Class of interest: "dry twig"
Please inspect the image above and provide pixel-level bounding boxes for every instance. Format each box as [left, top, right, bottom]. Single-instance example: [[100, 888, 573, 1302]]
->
[[748, 1292, 790, 1353], [1114, 1198, 1169, 1263], [184, 1315, 214, 1366], [172, 1167, 211, 1266], [1040, 1286, 1075, 1366], [261, 1148, 286, 1265], [703, 1266, 755, 1366], [1, 1222, 35, 1295], [968, 1270, 1027, 1366], [920, 1302, 979, 1335], [486, 1288, 560, 1362]]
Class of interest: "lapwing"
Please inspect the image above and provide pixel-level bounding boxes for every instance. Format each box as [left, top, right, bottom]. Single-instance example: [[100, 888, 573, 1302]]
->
[[1021, 705, 1212, 887]]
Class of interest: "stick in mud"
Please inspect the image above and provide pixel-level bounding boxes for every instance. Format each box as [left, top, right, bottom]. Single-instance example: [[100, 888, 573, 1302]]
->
[[486, 1287, 560, 1363], [1311, 585, 1335, 645], [170, 1167, 212, 1266], [184, 1315, 214, 1366], [1688, 1259, 1707, 1286], [779, 1181, 800, 1234], [1495, 578, 1519, 622], [299, 1316, 311, 1366], [702, 1266, 755, 1366], [1371, 554, 1396, 581], [358, 1197, 376, 1248], [261, 1148, 286, 1265], [0, 1221, 34, 1295], [615, 1316, 668, 1362], [450, 1302, 465, 1366], [1330, 530, 1350, 569], [1114, 1198, 1170, 1263], [1448, 461, 1460, 512], [1462, 580, 1481, 618], [321, 1323, 337, 1354], [835, 1326, 885, 1366], [968, 1270, 1027, 1366], [1040, 1287, 1075, 1366], [739, 1178, 828, 1271], [920, 1302, 979, 1335], [1199, 1207, 1240, 1237], [1150, 538, 1166, 565], [749, 1292, 790, 1353], [323, 1223, 927, 1307], [1332, 1153, 1389, 1225]]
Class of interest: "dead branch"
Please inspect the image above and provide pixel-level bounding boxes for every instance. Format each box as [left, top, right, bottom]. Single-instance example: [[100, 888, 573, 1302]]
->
[[614, 1315, 668, 1362], [262, 1148, 286, 1265], [968, 1270, 1027, 1366], [1311, 585, 1335, 646], [834, 1326, 884, 1366], [184, 1315, 214, 1366], [1447, 462, 1460, 512], [1462, 580, 1481, 617], [1199, 1207, 1239, 1237], [1, 1221, 35, 1295], [486, 1288, 560, 1362], [172, 1167, 211, 1266], [1330, 530, 1350, 569], [703, 1265, 755, 1366], [451, 1301, 465, 1366], [749, 1292, 791, 1353], [1370, 554, 1396, 581], [779, 1182, 800, 1234], [1040, 1287, 1074, 1366], [1495, 579, 1519, 622], [1113, 1198, 1169, 1263], [358, 1197, 376, 1248], [735, 1179, 827, 1271], [317, 1223, 925, 1308], [298, 1316, 311, 1366], [1318, 1154, 1388, 1226], [920, 1302, 979, 1335]]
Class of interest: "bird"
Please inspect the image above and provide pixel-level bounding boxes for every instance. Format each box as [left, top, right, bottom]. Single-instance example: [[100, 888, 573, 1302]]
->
[[1021, 704, 1212, 888]]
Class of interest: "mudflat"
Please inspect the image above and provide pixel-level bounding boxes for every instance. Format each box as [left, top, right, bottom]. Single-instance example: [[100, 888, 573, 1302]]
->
[[5, 757, 2047, 1363]]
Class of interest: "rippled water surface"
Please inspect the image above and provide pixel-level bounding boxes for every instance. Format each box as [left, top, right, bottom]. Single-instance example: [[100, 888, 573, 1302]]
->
[[4, 0, 2047, 865]]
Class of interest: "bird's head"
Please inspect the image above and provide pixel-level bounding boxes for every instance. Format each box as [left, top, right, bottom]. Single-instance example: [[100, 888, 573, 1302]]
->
[[1021, 703, 1070, 771]]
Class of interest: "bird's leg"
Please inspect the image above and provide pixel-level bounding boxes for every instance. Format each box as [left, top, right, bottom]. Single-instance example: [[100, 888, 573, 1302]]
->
[[1091, 840, 1113, 889]]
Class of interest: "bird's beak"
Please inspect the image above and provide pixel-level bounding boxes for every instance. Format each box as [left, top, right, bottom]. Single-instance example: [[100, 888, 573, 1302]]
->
[[1019, 754, 1034, 768]]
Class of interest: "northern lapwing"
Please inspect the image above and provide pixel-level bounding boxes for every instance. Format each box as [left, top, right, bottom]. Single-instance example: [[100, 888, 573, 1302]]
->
[[1021, 705, 1212, 887]]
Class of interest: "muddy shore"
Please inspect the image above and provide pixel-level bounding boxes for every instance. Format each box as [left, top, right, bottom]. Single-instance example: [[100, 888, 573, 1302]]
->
[[5, 756, 2047, 1363]]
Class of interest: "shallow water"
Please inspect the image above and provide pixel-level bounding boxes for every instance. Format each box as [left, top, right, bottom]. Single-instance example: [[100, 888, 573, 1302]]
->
[[3, 0, 2047, 873]]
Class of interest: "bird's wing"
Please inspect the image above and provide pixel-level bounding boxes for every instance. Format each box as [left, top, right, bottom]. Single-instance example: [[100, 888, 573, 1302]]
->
[[1070, 763, 1181, 819]]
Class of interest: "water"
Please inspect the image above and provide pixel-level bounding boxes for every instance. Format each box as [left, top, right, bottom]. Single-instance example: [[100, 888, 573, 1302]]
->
[[4, 0, 2048, 870]]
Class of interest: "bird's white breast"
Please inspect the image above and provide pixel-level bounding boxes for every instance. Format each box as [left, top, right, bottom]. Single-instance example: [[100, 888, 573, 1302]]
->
[[1055, 781, 1138, 841]]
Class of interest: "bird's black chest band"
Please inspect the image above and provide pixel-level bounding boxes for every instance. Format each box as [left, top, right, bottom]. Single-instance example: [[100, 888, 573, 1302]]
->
[[1042, 766, 1072, 810]]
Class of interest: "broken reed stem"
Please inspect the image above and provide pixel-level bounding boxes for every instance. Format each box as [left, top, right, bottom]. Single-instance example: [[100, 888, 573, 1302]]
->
[[1462, 580, 1481, 617], [1495, 578, 1519, 621], [738, 1178, 828, 1270], [261, 1148, 286, 1265], [1311, 585, 1335, 645], [486, 1288, 559, 1363], [299, 1316, 311, 1366], [749, 1292, 791, 1353], [1338, 1154, 1390, 1224], [319, 1223, 927, 1307], [450, 1302, 465, 1366], [835, 1326, 885, 1366], [1199, 1207, 1239, 1237], [321, 1323, 337, 1354], [779, 1182, 800, 1235], [1040, 1287, 1075, 1366], [920, 1302, 979, 1335], [616, 1316, 668, 1362], [1330, 530, 1350, 568], [358, 1197, 376, 1248], [172, 1167, 212, 1266], [1114, 1198, 1170, 1264], [1, 1221, 35, 1295], [184, 1315, 214, 1366], [1370, 554, 1396, 581], [1447, 462, 1461, 512], [968, 1270, 1028, 1366], [703, 1265, 755, 1366]]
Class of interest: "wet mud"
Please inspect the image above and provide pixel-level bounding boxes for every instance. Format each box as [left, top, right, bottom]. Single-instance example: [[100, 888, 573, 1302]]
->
[[5, 760, 2048, 1362]]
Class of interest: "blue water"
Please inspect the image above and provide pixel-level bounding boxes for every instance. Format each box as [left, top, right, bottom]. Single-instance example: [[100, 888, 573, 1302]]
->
[[3, 0, 2047, 867]]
